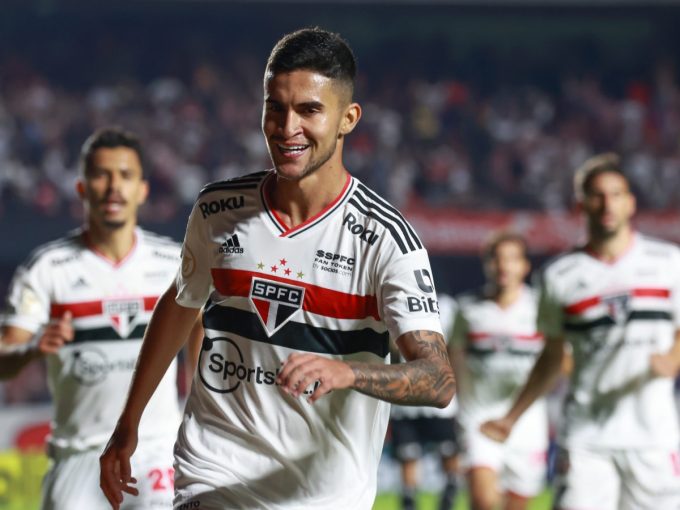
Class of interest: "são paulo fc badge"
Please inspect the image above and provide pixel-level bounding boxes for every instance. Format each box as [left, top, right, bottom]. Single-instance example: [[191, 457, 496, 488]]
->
[[249, 277, 305, 336]]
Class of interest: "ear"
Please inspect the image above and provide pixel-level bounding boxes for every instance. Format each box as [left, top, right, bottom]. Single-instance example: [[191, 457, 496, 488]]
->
[[137, 180, 149, 205], [76, 180, 86, 199], [339, 102, 362, 136]]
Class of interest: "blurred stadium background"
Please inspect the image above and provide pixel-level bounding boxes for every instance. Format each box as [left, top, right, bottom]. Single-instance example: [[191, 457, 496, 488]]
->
[[2, 0, 680, 508]]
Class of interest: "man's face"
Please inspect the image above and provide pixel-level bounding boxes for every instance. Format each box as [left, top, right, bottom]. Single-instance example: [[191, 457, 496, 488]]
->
[[262, 69, 357, 181], [78, 147, 148, 230], [581, 172, 635, 239], [484, 240, 529, 291]]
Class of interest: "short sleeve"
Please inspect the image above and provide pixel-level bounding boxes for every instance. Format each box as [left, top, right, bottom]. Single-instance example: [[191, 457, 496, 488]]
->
[[377, 248, 443, 340], [2, 261, 51, 333], [175, 201, 214, 308]]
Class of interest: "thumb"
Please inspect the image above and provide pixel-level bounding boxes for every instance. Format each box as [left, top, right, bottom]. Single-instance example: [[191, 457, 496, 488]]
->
[[62, 310, 73, 323]]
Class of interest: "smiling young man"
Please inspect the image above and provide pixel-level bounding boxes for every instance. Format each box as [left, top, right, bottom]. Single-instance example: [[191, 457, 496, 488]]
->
[[0, 127, 199, 509], [99, 27, 455, 510], [481, 154, 680, 509]]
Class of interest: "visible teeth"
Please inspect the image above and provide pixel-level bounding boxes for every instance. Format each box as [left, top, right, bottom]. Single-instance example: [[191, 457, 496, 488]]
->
[[279, 145, 308, 152]]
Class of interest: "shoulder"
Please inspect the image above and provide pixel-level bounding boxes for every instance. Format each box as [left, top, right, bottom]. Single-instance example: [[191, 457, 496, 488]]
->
[[21, 230, 84, 271], [345, 179, 423, 255], [537, 247, 585, 284], [198, 171, 269, 198], [138, 229, 181, 260], [636, 234, 680, 260]]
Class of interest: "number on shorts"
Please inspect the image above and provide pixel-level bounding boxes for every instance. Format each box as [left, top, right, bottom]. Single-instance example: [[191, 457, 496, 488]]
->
[[148, 467, 175, 491]]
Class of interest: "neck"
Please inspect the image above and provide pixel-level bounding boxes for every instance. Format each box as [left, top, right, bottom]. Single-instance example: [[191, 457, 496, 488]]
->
[[84, 222, 137, 262], [268, 167, 348, 229], [490, 283, 523, 308], [586, 225, 634, 262]]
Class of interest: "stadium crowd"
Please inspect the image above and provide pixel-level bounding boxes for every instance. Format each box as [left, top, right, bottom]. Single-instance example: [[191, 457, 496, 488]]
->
[[1, 45, 680, 223]]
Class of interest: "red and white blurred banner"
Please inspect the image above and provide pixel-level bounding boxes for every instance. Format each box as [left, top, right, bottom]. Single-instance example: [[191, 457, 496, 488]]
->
[[405, 208, 680, 255]]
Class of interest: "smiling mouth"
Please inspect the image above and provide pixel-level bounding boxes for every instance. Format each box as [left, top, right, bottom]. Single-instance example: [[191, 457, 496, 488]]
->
[[277, 144, 309, 155]]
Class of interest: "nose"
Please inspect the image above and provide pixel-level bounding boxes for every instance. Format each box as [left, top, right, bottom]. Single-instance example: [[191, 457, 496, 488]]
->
[[107, 170, 122, 192], [281, 109, 301, 138]]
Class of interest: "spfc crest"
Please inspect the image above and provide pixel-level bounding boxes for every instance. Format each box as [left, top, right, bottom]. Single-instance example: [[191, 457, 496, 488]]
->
[[103, 298, 142, 338], [249, 277, 305, 336], [602, 293, 631, 324]]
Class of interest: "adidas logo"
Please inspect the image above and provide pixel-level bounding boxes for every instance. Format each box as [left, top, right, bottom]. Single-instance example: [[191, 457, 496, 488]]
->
[[219, 234, 244, 255], [71, 277, 88, 289]]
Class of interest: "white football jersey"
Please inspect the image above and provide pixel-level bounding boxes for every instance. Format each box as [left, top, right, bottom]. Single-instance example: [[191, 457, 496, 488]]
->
[[3, 228, 182, 452], [174, 170, 443, 509], [451, 285, 548, 449], [538, 234, 680, 449]]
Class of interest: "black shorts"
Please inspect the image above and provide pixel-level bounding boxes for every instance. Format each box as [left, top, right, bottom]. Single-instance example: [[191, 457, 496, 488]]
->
[[390, 416, 460, 462]]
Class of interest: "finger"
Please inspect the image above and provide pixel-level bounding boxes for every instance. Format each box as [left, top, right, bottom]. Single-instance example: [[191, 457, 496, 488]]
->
[[121, 477, 139, 496], [119, 453, 133, 484], [99, 456, 124, 508], [308, 379, 332, 404], [277, 354, 311, 387], [60, 311, 75, 341]]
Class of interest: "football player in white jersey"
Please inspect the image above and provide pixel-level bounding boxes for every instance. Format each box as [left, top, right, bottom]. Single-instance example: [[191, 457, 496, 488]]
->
[[0, 127, 201, 509], [99, 27, 455, 510], [481, 153, 680, 510], [450, 232, 548, 510]]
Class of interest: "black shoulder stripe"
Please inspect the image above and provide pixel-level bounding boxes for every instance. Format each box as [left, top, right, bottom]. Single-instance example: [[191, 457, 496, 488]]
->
[[355, 184, 422, 250], [199, 171, 268, 197], [24, 234, 81, 270], [348, 197, 408, 254], [352, 189, 422, 252]]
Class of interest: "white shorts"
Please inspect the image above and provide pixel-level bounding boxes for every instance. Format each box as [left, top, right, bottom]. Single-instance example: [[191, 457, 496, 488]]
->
[[462, 425, 547, 497], [553, 446, 680, 510], [41, 437, 175, 510]]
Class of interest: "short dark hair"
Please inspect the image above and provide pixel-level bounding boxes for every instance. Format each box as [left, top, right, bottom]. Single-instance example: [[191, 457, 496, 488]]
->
[[481, 231, 528, 262], [80, 127, 145, 176], [573, 152, 628, 201], [265, 27, 356, 98]]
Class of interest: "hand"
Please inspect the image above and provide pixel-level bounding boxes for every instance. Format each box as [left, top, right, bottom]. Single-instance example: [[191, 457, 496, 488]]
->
[[480, 417, 514, 443], [37, 311, 74, 355], [99, 423, 139, 510], [650, 352, 680, 378], [277, 353, 354, 404]]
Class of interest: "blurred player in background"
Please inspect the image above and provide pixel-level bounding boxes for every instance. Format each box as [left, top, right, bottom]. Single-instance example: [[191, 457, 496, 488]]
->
[[450, 232, 550, 510], [390, 293, 460, 510], [0, 127, 201, 509], [100, 27, 455, 510], [482, 153, 680, 509]]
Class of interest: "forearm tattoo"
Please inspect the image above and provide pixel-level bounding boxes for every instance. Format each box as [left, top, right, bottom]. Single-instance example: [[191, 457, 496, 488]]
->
[[349, 330, 456, 407]]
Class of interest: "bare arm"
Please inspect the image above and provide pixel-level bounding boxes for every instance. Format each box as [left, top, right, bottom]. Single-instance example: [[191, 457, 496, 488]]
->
[[650, 329, 680, 377], [350, 330, 455, 407], [481, 336, 565, 442], [277, 330, 456, 408], [0, 312, 73, 379], [99, 283, 200, 509]]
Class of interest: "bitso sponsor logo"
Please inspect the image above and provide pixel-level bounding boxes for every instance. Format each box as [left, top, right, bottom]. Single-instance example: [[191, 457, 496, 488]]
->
[[406, 295, 439, 314], [414, 269, 434, 293], [219, 234, 244, 255], [342, 212, 379, 245], [199, 196, 244, 218], [71, 348, 136, 385], [249, 278, 304, 336], [198, 337, 319, 395], [313, 250, 355, 277], [103, 298, 143, 338]]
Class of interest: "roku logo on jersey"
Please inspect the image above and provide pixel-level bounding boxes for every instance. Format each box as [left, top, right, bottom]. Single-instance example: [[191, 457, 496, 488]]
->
[[199, 196, 245, 218], [198, 337, 319, 396], [342, 212, 380, 245]]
